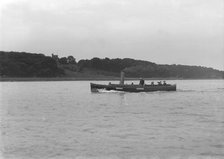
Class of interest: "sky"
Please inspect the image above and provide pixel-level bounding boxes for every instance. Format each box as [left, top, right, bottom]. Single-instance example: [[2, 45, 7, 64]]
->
[[0, 0, 224, 70]]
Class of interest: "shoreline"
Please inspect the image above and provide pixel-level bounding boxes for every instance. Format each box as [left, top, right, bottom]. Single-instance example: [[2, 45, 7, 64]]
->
[[0, 77, 223, 82]]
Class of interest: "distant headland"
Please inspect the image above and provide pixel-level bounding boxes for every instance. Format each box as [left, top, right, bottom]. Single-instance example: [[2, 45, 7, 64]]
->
[[0, 51, 223, 81]]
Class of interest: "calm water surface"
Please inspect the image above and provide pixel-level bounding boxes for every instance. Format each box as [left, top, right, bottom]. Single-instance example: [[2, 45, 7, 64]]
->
[[0, 80, 224, 159]]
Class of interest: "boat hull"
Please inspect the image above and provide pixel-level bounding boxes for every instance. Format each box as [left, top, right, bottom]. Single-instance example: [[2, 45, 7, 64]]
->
[[90, 83, 176, 92]]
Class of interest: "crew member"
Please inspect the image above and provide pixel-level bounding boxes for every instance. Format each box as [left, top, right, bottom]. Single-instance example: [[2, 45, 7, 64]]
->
[[139, 78, 145, 86]]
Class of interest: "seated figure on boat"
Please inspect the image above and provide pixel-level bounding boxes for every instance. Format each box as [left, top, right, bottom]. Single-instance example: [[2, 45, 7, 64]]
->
[[151, 82, 154, 86], [139, 78, 145, 86], [163, 81, 166, 85], [158, 81, 162, 86]]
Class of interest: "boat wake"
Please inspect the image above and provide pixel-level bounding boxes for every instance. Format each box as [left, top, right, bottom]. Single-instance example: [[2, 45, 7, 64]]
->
[[97, 89, 124, 93]]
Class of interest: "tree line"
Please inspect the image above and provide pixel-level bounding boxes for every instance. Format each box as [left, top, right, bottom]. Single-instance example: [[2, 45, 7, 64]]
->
[[77, 57, 223, 78], [0, 51, 64, 77], [0, 51, 223, 78]]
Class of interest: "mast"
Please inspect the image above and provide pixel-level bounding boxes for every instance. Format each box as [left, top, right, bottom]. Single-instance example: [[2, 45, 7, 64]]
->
[[120, 71, 125, 85]]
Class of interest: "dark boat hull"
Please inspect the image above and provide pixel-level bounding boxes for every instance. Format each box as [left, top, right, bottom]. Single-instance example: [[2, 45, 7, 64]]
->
[[90, 83, 176, 92]]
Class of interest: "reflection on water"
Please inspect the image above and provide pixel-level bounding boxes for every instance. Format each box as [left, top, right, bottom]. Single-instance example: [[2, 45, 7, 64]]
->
[[0, 80, 224, 159]]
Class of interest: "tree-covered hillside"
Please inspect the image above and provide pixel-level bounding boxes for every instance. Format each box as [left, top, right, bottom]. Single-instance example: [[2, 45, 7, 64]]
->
[[0, 51, 64, 77], [78, 58, 224, 79], [78, 57, 156, 73], [0, 51, 223, 78]]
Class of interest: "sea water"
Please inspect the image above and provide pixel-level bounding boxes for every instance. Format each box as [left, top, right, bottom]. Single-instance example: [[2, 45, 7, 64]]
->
[[0, 80, 224, 159]]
